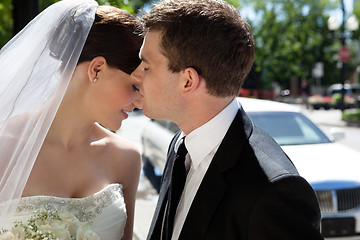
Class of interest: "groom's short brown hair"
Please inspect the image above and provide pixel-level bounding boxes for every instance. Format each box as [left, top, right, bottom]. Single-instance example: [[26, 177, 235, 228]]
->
[[141, 0, 254, 97]]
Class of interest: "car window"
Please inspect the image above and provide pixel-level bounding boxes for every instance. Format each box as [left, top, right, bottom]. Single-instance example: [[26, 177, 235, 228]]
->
[[330, 88, 352, 96], [153, 119, 169, 128], [167, 122, 180, 133], [247, 112, 331, 145], [152, 120, 179, 134]]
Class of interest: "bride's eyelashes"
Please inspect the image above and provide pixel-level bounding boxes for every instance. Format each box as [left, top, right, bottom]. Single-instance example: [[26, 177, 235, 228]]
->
[[132, 84, 140, 92]]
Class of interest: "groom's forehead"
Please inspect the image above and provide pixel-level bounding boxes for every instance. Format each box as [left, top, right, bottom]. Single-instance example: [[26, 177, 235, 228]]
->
[[140, 32, 169, 64], [144, 31, 163, 51]]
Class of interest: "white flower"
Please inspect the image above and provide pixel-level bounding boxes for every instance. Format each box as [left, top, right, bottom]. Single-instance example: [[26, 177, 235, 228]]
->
[[35, 217, 72, 240], [0, 231, 16, 240], [2, 209, 98, 240], [0, 227, 25, 240], [76, 223, 100, 240], [59, 211, 81, 236]]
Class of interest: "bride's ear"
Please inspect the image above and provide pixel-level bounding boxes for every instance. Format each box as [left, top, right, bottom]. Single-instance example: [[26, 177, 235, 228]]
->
[[88, 56, 107, 83]]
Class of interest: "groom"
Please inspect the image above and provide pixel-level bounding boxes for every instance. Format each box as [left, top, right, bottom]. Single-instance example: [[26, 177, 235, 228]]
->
[[132, 0, 324, 239]]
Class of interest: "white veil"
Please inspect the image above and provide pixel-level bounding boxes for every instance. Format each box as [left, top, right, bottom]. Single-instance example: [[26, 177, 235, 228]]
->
[[0, 0, 98, 227]]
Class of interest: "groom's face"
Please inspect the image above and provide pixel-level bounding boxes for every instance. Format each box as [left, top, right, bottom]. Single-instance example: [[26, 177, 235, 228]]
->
[[131, 30, 183, 121]]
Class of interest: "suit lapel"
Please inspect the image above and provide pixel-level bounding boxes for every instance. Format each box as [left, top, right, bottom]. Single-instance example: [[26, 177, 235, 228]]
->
[[179, 109, 253, 239], [147, 133, 181, 240], [179, 162, 228, 239]]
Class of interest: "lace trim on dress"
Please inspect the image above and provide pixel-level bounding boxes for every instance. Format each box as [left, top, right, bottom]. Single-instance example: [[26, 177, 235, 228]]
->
[[11, 184, 124, 223]]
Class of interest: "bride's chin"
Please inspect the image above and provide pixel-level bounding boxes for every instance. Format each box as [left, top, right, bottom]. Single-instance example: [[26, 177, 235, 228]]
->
[[109, 123, 121, 132], [97, 121, 121, 132]]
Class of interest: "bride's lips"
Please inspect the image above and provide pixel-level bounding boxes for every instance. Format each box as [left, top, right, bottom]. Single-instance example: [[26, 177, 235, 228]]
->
[[121, 110, 128, 119], [121, 110, 132, 119]]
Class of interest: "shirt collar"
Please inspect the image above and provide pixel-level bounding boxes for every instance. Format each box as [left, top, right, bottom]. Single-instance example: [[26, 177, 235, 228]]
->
[[176, 97, 240, 168]]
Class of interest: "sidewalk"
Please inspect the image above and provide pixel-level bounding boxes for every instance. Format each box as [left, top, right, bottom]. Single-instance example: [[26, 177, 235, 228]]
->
[[282, 97, 359, 128], [133, 176, 158, 240], [116, 112, 157, 240], [300, 107, 347, 128]]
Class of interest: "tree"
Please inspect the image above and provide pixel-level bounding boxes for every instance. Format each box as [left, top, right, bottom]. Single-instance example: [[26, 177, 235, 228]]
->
[[1, 0, 240, 49], [0, 0, 150, 48], [39, 0, 152, 14], [242, 0, 340, 95], [0, 0, 12, 47], [348, 0, 360, 77], [353, 0, 360, 40]]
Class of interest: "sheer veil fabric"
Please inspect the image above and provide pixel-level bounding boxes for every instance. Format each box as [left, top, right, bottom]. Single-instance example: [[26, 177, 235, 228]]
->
[[0, 0, 98, 227]]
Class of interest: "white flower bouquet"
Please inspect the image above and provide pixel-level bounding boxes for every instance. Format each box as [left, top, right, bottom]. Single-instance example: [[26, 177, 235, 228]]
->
[[0, 209, 99, 240]]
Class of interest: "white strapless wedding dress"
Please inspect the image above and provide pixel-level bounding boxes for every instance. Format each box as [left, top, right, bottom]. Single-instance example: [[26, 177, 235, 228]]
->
[[5, 184, 126, 239]]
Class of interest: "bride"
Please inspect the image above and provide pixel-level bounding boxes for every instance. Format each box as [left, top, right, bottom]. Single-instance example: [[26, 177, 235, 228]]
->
[[0, 0, 143, 239]]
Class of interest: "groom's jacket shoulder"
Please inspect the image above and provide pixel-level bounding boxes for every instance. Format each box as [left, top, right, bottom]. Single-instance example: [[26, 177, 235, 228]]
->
[[218, 108, 300, 182], [213, 111, 322, 234], [247, 124, 299, 182]]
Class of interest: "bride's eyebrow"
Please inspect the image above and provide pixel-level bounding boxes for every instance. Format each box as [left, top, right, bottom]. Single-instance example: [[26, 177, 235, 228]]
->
[[139, 53, 150, 64]]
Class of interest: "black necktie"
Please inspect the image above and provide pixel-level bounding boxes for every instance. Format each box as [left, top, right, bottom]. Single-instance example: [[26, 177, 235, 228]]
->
[[163, 139, 188, 240]]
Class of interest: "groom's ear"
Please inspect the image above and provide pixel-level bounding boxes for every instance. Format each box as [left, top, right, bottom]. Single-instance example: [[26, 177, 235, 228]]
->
[[182, 67, 201, 95], [88, 56, 107, 82]]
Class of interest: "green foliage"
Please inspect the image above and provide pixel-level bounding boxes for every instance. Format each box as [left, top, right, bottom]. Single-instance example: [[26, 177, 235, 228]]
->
[[342, 109, 360, 122], [39, 0, 153, 14], [353, 0, 360, 40], [332, 93, 342, 103], [225, 0, 239, 8], [39, 0, 58, 11], [0, 0, 12, 47], [243, 0, 341, 89], [0, 0, 154, 48], [96, 0, 149, 14], [347, 1, 360, 75]]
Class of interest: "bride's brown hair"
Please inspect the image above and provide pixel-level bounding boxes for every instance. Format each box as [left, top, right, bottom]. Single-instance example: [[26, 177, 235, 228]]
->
[[78, 6, 143, 74]]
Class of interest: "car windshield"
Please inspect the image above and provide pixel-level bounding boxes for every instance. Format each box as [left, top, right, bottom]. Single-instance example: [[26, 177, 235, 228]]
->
[[247, 112, 331, 146]]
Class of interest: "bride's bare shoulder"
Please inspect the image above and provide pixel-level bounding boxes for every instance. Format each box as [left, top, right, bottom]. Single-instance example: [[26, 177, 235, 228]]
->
[[95, 125, 141, 168], [95, 125, 138, 152], [94, 125, 141, 186]]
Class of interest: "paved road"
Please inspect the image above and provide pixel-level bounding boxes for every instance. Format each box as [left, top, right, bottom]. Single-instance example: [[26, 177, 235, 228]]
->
[[116, 111, 156, 240], [118, 107, 360, 240], [301, 107, 360, 152]]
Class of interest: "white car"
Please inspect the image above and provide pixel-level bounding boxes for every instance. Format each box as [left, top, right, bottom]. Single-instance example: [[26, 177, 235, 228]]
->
[[141, 97, 360, 239]]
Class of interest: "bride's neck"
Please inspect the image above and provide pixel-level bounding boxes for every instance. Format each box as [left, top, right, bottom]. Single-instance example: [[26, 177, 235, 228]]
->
[[46, 101, 95, 149]]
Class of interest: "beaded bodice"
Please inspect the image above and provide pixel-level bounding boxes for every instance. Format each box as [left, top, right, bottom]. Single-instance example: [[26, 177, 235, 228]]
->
[[17, 184, 124, 223], [7, 184, 127, 239]]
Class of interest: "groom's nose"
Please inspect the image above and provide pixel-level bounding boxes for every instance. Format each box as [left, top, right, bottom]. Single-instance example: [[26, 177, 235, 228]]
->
[[133, 91, 144, 109]]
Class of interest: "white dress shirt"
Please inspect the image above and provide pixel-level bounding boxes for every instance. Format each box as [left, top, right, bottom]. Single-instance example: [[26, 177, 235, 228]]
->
[[171, 97, 240, 240]]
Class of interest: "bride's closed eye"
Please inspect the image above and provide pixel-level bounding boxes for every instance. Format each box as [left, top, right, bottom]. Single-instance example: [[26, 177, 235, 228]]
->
[[132, 84, 140, 92]]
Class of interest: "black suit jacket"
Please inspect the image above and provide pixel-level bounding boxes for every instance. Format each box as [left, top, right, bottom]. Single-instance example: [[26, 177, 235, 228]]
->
[[147, 107, 324, 240]]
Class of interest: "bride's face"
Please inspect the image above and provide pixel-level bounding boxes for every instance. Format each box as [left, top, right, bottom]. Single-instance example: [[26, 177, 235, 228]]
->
[[90, 64, 143, 131]]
